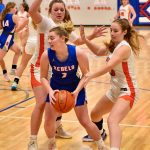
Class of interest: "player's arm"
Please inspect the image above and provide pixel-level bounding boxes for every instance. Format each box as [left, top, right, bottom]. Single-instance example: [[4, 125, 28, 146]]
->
[[80, 25, 108, 56], [72, 26, 107, 45], [129, 5, 136, 25], [29, 0, 42, 24], [13, 15, 28, 32], [86, 46, 131, 81], [73, 47, 89, 95], [40, 51, 57, 101], [40, 51, 52, 93]]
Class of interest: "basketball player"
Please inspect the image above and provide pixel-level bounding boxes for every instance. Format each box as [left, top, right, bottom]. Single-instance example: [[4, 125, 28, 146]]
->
[[17, 2, 29, 53], [28, 0, 107, 149], [80, 18, 141, 150], [114, 0, 136, 26], [0, 0, 17, 81], [11, 15, 38, 90], [40, 24, 109, 150], [0, 2, 28, 79]]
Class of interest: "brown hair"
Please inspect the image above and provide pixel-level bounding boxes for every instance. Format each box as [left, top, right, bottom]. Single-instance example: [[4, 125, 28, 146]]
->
[[120, 0, 129, 5], [2, 2, 16, 22], [49, 21, 74, 42], [21, 2, 29, 12], [105, 18, 141, 55], [48, 0, 71, 22]]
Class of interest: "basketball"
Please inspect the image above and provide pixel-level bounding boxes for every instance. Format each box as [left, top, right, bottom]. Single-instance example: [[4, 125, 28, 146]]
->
[[52, 90, 75, 113]]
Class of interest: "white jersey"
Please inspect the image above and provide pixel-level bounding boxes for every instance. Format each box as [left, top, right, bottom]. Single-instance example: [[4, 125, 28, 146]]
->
[[31, 15, 79, 67], [106, 40, 138, 104], [18, 11, 28, 19], [25, 17, 37, 55], [17, 11, 28, 31], [109, 40, 137, 89], [27, 17, 37, 42], [119, 4, 130, 20]]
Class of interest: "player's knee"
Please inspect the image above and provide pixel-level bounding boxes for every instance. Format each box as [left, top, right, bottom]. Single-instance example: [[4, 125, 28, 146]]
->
[[35, 101, 45, 111], [90, 110, 99, 121]]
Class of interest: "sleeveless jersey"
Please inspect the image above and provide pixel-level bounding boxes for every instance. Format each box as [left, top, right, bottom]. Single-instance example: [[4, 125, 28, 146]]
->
[[0, 13, 15, 50], [46, 44, 86, 106], [48, 44, 80, 91], [30, 15, 79, 67], [119, 4, 130, 20], [17, 11, 28, 31], [107, 40, 138, 94]]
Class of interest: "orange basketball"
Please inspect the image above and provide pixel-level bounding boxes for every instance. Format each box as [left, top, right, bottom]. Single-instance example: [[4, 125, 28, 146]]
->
[[52, 90, 75, 113]]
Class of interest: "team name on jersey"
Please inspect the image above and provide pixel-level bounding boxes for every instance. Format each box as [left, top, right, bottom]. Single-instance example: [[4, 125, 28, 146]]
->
[[53, 65, 75, 71]]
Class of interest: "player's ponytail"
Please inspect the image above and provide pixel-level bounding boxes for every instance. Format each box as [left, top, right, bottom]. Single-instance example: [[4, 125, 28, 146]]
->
[[49, 21, 74, 43], [118, 18, 141, 55]]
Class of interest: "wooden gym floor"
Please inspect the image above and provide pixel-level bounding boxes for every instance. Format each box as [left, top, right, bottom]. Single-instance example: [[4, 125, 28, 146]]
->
[[0, 26, 150, 150]]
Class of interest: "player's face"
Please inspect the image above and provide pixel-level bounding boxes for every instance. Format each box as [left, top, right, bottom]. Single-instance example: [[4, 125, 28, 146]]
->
[[11, 6, 17, 14], [110, 22, 126, 44], [19, 4, 24, 11], [48, 31, 65, 50], [50, 3, 65, 23], [122, 0, 129, 6]]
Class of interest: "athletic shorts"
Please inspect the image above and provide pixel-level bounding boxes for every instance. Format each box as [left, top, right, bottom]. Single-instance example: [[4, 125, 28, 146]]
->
[[0, 33, 14, 51], [30, 64, 41, 88], [106, 85, 139, 108], [46, 80, 87, 106], [30, 64, 52, 88], [25, 38, 37, 55]]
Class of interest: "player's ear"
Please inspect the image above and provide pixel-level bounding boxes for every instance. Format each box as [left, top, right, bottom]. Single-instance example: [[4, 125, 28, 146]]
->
[[61, 35, 66, 42], [123, 29, 127, 36]]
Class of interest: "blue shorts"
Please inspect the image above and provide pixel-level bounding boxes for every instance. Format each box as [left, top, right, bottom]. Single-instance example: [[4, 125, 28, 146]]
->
[[0, 33, 14, 51], [46, 80, 87, 106]]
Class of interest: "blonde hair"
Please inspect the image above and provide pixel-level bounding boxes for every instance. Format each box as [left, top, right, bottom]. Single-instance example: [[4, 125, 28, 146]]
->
[[49, 21, 74, 42]]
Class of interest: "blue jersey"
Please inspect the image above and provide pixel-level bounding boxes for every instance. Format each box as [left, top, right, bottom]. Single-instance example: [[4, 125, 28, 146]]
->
[[0, 13, 15, 50], [46, 44, 86, 106]]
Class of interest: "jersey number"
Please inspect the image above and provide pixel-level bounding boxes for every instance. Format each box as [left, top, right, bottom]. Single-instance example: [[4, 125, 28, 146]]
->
[[62, 73, 67, 78], [3, 20, 9, 27]]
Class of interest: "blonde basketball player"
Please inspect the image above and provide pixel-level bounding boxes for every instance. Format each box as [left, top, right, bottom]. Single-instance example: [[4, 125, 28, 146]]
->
[[28, 0, 107, 149]]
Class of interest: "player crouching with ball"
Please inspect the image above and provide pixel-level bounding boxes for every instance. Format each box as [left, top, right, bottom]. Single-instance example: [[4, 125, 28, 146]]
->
[[40, 21, 109, 150]]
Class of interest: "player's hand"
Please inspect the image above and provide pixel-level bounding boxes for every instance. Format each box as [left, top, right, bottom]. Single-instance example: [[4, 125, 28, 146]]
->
[[49, 89, 59, 105], [91, 25, 107, 38], [80, 25, 86, 41], [71, 91, 78, 105]]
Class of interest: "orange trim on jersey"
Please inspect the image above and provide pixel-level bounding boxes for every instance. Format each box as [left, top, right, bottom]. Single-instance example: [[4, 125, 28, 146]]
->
[[35, 33, 45, 67], [122, 62, 135, 108], [30, 64, 42, 88]]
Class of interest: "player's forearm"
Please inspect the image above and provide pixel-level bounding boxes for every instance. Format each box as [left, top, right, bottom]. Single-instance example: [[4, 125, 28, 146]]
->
[[84, 38, 101, 56], [29, 0, 42, 15], [74, 75, 87, 94]]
